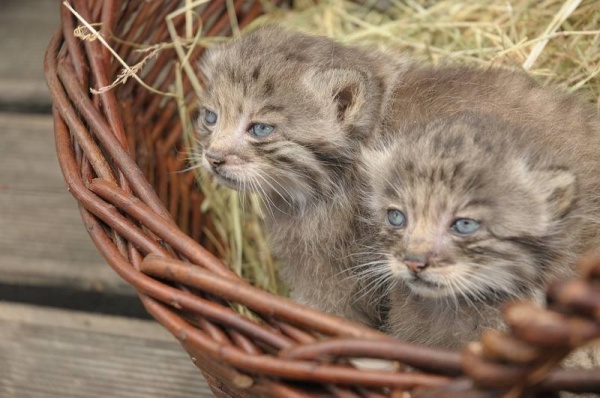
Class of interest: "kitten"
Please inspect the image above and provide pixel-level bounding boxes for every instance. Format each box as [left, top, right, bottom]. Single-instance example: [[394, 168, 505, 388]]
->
[[193, 25, 408, 326], [359, 111, 600, 350]]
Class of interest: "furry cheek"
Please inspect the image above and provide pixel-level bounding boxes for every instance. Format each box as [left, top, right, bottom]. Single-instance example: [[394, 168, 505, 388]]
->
[[386, 255, 412, 279], [200, 150, 212, 171], [453, 258, 536, 299]]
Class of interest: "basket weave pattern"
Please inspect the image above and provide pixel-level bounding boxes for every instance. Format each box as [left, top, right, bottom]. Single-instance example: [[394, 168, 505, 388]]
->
[[45, 1, 600, 396]]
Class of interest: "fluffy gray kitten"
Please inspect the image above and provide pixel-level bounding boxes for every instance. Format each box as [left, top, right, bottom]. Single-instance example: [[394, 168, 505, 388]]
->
[[360, 110, 600, 350], [193, 25, 407, 327]]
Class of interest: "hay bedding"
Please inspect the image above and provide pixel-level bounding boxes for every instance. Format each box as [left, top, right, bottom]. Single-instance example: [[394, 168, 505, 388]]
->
[[67, 0, 600, 296]]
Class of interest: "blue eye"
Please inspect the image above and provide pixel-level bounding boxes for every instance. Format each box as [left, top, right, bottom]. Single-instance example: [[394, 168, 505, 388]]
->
[[387, 209, 406, 227], [204, 109, 217, 125], [450, 218, 480, 235], [248, 123, 274, 137]]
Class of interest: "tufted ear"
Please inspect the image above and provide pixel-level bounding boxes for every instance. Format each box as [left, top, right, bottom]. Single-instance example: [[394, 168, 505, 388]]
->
[[198, 46, 224, 83], [304, 68, 378, 133], [533, 167, 577, 220]]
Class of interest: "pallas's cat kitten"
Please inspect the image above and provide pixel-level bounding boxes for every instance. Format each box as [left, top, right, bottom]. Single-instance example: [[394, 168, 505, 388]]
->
[[360, 112, 600, 350], [193, 25, 405, 326]]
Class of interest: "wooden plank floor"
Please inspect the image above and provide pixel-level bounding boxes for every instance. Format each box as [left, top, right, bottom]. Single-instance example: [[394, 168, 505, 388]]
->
[[0, 302, 214, 398], [0, 0, 58, 112], [0, 113, 132, 294], [0, 1, 216, 396]]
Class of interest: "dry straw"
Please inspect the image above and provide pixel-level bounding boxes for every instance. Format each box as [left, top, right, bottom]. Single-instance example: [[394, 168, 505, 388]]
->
[[66, 0, 600, 298]]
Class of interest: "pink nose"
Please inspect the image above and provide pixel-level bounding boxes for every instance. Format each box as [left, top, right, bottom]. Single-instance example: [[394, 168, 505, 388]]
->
[[205, 150, 224, 167], [404, 253, 428, 273]]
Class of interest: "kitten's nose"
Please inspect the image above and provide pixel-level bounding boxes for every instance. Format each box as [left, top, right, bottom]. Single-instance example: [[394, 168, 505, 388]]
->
[[205, 150, 224, 167], [403, 253, 428, 273]]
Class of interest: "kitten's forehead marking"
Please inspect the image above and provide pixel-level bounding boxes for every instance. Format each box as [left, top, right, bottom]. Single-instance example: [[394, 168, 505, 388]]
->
[[206, 51, 281, 102], [383, 184, 397, 200], [257, 105, 285, 116], [263, 79, 275, 97], [381, 158, 475, 200], [251, 65, 261, 81]]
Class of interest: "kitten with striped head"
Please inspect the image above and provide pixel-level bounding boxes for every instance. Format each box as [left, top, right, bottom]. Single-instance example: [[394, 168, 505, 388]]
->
[[193, 25, 406, 326], [360, 112, 600, 349]]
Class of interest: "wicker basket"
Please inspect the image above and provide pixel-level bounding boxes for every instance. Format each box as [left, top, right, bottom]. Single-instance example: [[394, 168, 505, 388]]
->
[[45, 1, 600, 396]]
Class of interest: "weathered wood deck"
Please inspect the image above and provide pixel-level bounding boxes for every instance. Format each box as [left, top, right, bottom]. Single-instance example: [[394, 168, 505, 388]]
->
[[0, 113, 131, 294], [0, 303, 213, 398], [0, 1, 214, 396]]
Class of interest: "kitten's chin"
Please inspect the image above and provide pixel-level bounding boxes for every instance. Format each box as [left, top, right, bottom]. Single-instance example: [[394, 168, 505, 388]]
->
[[213, 173, 243, 190], [400, 269, 456, 298], [405, 276, 454, 299], [209, 169, 246, 190], [390, 259, 459, 299], [203, 164, 251, 191]]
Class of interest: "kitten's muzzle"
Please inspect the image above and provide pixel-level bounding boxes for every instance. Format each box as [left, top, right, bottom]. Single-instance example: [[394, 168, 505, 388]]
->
[[205, 150, 245, 168], [205, 150, 225, 167], [403, 252, 428, 273]]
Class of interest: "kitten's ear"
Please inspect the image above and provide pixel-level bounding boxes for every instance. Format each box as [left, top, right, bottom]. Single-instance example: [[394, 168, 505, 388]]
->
[[305, 68, 379, 132], [198, 47, 222, 82], [198, 59, 212, 84], [534, 168, 577, 219], [358, 141, 395, 191]]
